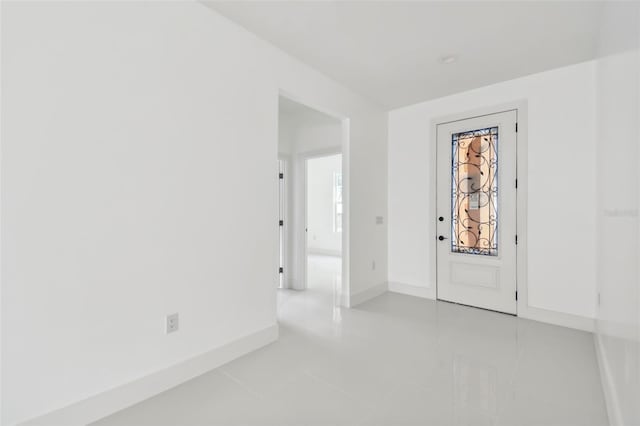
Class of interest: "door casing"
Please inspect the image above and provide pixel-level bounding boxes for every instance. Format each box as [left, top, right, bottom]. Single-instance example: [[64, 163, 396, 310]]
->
[[430, 101, 529, 316]]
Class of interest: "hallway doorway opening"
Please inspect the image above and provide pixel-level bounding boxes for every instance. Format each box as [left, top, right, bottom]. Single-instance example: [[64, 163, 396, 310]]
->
[[277, 94, 348, 312], [305, 154, 343, 302]]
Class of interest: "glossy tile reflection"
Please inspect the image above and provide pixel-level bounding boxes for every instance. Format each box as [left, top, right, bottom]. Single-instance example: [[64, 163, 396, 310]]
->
[[93, 256, 607, 426]]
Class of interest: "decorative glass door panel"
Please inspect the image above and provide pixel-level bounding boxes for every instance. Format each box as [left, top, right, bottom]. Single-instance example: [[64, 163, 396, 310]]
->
[[451, 127, 498, 256]]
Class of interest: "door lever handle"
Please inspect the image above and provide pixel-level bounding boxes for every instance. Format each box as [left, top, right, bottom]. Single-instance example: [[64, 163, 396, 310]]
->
[[438, 235, 448, 241]]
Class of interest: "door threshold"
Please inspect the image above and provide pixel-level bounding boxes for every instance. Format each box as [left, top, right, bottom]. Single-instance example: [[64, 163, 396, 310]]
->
[[436, 298, 517, 317]]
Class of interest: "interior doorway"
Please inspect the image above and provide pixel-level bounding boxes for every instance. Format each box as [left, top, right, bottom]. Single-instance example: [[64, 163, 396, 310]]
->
[[276, 94, 348, 308], [305, 154, 343, 298]]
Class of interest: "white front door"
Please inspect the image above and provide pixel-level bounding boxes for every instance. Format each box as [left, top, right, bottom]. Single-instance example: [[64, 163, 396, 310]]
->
[[436, 110, 518, 314]]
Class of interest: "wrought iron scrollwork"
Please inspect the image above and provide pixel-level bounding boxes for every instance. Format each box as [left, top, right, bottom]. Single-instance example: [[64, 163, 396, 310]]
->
[[451, 127, 498, 256]]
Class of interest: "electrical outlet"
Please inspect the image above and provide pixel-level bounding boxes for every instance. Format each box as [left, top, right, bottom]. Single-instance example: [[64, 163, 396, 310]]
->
[[375, 216, 384, 225], [165, 313, 179, 334]]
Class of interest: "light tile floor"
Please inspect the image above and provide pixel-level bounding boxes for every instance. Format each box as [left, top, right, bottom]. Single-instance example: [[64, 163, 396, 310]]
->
[[93, 255, 608, 426]]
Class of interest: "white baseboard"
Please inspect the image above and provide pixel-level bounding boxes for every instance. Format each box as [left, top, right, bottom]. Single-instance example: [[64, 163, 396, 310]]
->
[[350, 282, 388, 307], [283, 277, 303, 290], [594, 332, 622, 426], [18, 324, 279, 426], [388, 281, 436, 300], [388, 282, 594, 332], [518, 305, 595, 332]]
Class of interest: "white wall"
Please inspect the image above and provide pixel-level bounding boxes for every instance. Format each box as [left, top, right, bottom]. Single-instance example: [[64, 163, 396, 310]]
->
[[594, 3, 640, 425], [307, 154, 342, 256], [0, 2, 387, 425], [388, 61, 598, 320], [279, 108, 342, 156]]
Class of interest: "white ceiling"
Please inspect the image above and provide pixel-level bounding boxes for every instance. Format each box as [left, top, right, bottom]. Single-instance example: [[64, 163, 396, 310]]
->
[[204, 1, 603, 109]]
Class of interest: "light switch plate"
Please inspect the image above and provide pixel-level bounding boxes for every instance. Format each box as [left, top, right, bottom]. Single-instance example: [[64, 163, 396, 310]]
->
[[166, 313, 179, 334]]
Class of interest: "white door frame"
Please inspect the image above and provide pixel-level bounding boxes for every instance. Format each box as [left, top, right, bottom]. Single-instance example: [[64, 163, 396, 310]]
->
[[277, 154, 289, 289], [430, 100, 528, 316], [277, 90, 351, 307]]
